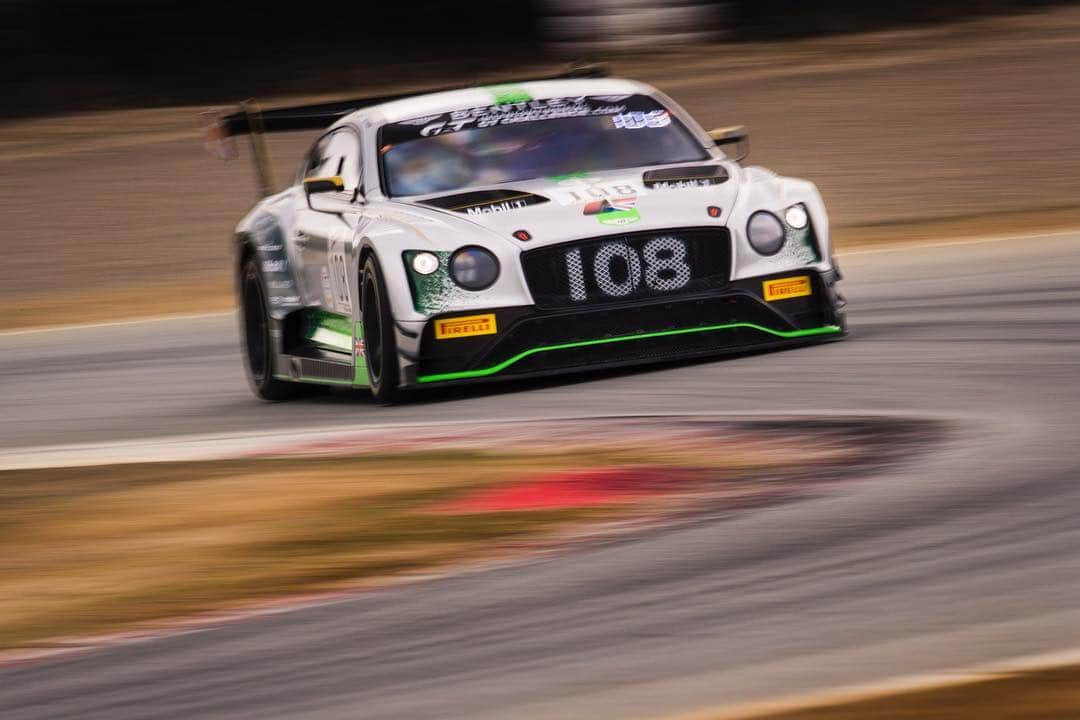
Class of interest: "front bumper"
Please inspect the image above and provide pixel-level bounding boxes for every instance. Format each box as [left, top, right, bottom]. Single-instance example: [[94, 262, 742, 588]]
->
[[403, 269, 845, 386]]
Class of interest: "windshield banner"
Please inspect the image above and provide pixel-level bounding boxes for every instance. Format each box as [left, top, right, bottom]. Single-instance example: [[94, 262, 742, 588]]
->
[[382, 95, 671, 143]]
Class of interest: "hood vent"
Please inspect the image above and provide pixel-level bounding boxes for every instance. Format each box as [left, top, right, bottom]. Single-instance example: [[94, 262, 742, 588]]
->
[[643, 165, 729, 189], [418, 189, 550, 216]]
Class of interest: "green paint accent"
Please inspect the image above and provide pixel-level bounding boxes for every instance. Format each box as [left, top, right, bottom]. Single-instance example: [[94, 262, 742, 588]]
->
[[306, 309, 351, 337], [488, 85, 533, 105], [417, 323, 842, 384], [353, 321, 369, 386], [549, 171, 592, 182], [403, 250, 454, 314], [596, 208, 641, 226], [305, 309, 353, 353]]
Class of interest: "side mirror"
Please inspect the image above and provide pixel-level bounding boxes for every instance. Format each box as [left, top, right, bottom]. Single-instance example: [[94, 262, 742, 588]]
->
[[303, 176, 345, 195], [708, 126, 749, 162]]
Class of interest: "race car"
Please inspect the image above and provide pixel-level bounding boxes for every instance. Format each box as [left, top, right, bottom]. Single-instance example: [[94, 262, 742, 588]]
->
[[209, 67, 845, 403]]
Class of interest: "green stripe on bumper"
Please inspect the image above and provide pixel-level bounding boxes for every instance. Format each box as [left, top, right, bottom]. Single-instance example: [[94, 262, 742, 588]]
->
[[416, 322, 842, 384]]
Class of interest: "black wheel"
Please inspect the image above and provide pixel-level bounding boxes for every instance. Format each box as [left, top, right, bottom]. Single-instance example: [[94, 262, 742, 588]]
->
[[240, 256, 298, 401], [361, 254, 400, 404]]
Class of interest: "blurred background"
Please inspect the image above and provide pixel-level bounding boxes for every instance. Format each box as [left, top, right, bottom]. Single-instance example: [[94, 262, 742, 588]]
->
[[4, 3, 1080, 718], [2, 0, 1080, 328], [2, 0, 1073, 116]]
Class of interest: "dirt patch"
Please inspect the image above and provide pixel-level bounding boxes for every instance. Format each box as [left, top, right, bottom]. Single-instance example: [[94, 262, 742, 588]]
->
[[732, 665, 1080, 720], [0, 416, 932, 653]]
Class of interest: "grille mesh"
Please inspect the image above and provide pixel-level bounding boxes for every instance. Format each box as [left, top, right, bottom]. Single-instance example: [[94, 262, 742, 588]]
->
[[522, 227, 730, 309]]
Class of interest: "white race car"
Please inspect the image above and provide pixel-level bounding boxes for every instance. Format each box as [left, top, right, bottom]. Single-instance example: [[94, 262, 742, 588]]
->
[[211, 68, 846, 403]]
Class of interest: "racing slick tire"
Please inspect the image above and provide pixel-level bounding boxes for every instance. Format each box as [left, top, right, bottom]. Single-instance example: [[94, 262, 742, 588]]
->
[[361, 254, 400, 404], [240, 256, 300, 402]]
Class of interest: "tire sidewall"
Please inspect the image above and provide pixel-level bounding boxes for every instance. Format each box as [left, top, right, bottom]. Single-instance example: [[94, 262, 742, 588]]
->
[[361, 254, 400, 403], [240, 255, 296, 401]]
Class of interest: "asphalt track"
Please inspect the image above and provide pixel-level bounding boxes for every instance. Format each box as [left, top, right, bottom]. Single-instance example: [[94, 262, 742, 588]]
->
[[2, 233, 1080, 718]]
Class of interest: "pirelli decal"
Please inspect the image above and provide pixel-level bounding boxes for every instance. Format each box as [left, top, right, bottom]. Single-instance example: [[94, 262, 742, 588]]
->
[[435, 313, 498, 340], [763, 275, 812, 301]]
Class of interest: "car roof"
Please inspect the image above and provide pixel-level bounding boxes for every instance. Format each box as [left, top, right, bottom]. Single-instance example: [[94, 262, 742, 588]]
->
[[335, 78, 654, 128]]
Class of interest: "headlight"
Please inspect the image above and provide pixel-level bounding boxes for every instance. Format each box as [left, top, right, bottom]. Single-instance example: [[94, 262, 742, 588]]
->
[[784, 204, 809, 230], [410, 251, 440, 275], [449, 246, 499, 290], [747, 211, 786, 256]]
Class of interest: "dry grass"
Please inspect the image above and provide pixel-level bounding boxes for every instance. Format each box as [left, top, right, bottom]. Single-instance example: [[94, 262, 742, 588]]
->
[[736, 665, 1080, 720], [0, 439, 857, 650]]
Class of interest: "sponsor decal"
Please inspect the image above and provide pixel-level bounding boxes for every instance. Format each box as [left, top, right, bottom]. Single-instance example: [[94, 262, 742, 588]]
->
[[435, 313, 498, 340], [554, 182, 644, 206], [381, 96, 639, 142], [611, 110, 671, 130], [262, 259, 287, 273], [320, 267, 334, 306], [327, 240, 352, 314], [649, 178, 723, 189], [465, 199, 530, 215], [583, 194, 641, 226], [763, 275, 812, 301], [398, 114, 443, 126]]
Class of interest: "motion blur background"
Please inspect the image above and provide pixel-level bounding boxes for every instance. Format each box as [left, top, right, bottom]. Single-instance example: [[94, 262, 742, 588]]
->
[[3, 0, 1080, 328], [4, 4, 1080, 718], [2, 0, 1073, 116]]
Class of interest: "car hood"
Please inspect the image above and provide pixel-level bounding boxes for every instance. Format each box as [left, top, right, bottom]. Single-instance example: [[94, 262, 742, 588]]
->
[[387, 162, 742, 251]]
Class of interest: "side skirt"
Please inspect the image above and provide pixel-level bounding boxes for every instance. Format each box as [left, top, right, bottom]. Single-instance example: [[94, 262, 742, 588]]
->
[[272, 308, 370, 387]]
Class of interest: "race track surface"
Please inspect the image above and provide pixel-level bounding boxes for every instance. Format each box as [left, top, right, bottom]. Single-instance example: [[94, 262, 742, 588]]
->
[[2, 233, 1080, 718]]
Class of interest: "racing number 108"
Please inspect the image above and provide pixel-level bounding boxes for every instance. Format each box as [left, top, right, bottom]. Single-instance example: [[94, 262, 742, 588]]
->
[[565, 237, 692, 301]]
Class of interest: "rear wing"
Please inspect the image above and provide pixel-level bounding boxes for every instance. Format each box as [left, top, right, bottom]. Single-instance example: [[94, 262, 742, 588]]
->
[[204, 65, 607, 198]]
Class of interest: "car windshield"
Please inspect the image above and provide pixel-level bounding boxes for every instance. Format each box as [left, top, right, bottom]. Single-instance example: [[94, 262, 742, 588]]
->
[[378, 95, 709, 197]]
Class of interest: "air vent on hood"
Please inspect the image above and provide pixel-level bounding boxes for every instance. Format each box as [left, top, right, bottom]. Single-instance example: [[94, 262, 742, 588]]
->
[[418, 189, 550, 216], [643, 165, 729, 189]]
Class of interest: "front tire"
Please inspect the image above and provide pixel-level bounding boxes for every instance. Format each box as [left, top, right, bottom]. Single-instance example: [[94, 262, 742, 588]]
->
[[240, 256, 298, 401], [361, 254, 400, 404]]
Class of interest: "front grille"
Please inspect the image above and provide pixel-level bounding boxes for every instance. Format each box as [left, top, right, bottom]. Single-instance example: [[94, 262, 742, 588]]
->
[[521, 227, 730, 309]]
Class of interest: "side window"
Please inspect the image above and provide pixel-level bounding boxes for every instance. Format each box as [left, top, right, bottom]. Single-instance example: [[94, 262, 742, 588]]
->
[[298, 136, 331, 183], [321, 131, 361, 192], [296, 130, 361, 192]]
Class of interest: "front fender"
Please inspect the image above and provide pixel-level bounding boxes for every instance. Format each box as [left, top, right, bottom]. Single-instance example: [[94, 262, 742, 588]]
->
[[235, 212, 304, 320], [728, 166, 834, 280], [357, 210, 533, 325]]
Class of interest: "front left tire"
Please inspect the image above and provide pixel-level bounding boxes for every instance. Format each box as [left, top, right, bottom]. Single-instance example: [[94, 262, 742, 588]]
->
[[240, 256, 298, 401], [360, 253, 400, 404]]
